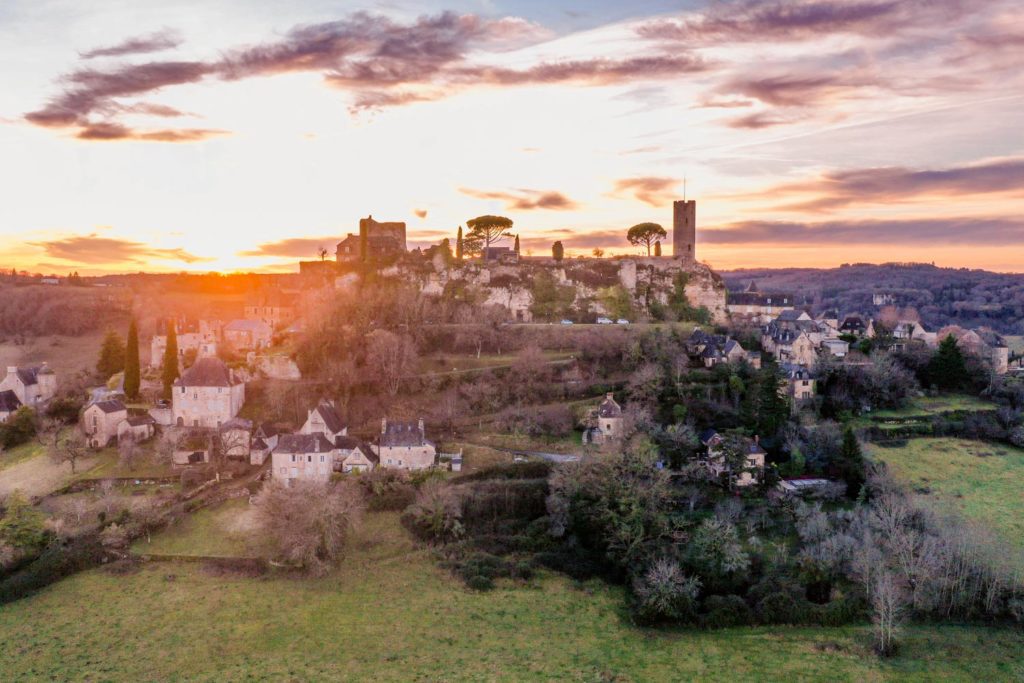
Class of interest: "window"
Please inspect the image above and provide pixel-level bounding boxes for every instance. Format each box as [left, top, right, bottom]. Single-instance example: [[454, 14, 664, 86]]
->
[[291, 454, 295, 462], [307, 455, 312, 462], [320, 455, 325, 463]]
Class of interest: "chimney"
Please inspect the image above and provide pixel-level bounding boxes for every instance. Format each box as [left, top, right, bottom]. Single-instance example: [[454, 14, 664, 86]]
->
[[7, 366, 17, 377], [754, 435, 759, 444], [606, 393, 613, 401], [417, 417, 425, 436], [381, 418, 387, 435]]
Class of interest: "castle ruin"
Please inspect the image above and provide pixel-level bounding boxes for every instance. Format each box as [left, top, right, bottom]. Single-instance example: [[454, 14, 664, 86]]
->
[[673, 199, 696, 261]]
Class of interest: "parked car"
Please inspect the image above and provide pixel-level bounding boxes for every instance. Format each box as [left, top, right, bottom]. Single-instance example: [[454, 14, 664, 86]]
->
[[560, 319, 574, 325], [616, 318, 630, 325], [596, 317, 613, 324]]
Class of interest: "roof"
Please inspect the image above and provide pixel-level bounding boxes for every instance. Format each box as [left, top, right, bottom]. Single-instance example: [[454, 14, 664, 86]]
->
[[90, 399, 126, 414], [745, 280, 758, 293], [776, 309, 807, 323], [699, 428, 720, 445], [255, 423, 280, 438], [125, 415, 155, 427], [334, 436, 379, 463], [598, 394, 622, 418], [381, 420, 430, 448], [251, 437, 269, 451], [311, 401, 346, 434], [225, 319, 272, 333], [724, 339, 743, 355], [274, 433, 336, 454], [0, 390, 21, 412], [747, 439, 767, 455], [12, 366, 41, 386], [175, 357, 236, 387], [728, 291, 793, 307], [220, 417, 253, 432]]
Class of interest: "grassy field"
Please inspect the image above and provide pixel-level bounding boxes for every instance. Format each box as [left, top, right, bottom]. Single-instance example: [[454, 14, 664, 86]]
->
[[868, 394, 996, 420], [76, 443, 177, 481], [870, 438, 1024, 562], [1, 512, 1022, 681], [0, 330, 114, 379], [130, 497, 268, 558]]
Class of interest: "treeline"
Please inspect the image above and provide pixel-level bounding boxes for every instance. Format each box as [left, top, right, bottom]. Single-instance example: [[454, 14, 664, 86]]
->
[[0, 285, 131, 337], [723, 263, 1024, 334]]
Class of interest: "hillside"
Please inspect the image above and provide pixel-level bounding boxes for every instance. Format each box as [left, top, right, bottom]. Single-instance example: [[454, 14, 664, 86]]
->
[[721, 263, 1024, 334]]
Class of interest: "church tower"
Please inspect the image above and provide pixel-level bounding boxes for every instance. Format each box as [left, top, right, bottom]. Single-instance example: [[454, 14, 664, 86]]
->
[[673, 199, 696, 261]]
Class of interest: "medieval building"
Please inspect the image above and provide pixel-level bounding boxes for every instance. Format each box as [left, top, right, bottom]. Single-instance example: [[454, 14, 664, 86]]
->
[[336, 215, 407, 262], [673, 199, 696, 261]]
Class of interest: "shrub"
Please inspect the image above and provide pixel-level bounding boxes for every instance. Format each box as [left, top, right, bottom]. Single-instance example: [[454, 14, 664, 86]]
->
[[466, 574, 494, 591], [702, 594, 754, 629], [357, 468, 416, 512], [453, 461, 552, 483], [0, 407, 37, 450], [631, 558, 701, 625], [757, 591, 811, 624], [401, 482, 464, 543]]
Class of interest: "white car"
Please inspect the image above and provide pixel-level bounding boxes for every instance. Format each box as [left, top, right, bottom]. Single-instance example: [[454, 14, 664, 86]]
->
[[596, 317, 613, 324], [560, 319, 574, 325], [616, 318, 630, 325]]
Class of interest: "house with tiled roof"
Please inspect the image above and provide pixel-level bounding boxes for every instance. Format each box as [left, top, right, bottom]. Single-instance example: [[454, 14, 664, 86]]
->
[[0, 363, 57, 407], [82, 399, 128, 448], [272, 433, 339, 484], [171, 357, 245, 429], [374, 418, 436, 470], [300, 399, 347, 441], [583, 393, 624, 445], [0, 390, 22, 423], [117, 414, 156, 444], [726, 281, 796, 323]]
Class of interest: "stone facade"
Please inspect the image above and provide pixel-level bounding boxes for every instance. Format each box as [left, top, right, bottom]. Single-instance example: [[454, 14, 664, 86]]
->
[[1, 364, 57, 407], [223, 319, 273, 350], [171, 358, 245, 429], [374, 418, 436, 470], [150, 332, 217, 369], [672, 199, 696, 261], [583, 394, 623, 445], [82, 400, 128, 448]]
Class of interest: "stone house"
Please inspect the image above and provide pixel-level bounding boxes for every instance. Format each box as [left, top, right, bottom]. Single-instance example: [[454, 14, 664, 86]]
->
[[335, 435, 378, 473], [0, 390, 22, 423], [374, 418, 436, 470], [726, 281, 796, 323], [335, 215, 407, 263], [939, 327, 1010, 375], [150, 332, 217, 369], [117, 415, 156, 444], [82, 399, 128, 448], [839, 315, 876, 338], [701, 430, 766, 487], [272, 433, 338, 484], [583, 394, 624, 445], [300, 400, 347, 441], [782, 364, 816, 413], [244, 289, 298, 329], [1, 364, 57, 407], [173, 430, 212, 466], [219, 417, 253, 461], [223, 319, 273, 351], [171, 357, 245, 429]]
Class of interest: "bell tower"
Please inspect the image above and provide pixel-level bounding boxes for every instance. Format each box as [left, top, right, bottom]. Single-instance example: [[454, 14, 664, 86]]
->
[[673, 199, 695, 261]]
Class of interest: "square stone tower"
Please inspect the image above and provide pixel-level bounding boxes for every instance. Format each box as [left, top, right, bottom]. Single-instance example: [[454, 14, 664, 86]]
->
[[673, 200, 696, 261]]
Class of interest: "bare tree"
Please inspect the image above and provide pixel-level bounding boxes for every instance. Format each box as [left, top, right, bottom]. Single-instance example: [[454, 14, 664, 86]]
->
[[366, 329, 417, 396], [254, 479, 365, 575], [871, 570, 906, 657], [49, 429, 89, 474], [118, 432, 139, 472]]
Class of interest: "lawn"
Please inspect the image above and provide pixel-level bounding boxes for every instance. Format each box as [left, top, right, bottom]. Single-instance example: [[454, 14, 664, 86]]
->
[[130, 497, 268, 558], [1, 512, 1022, 681], [0, 441, 46, 473], [415, 350, 573, 376], [868, 394, 996, 420], [75, 443, 177, 481], [870, 438, 1024, 564]]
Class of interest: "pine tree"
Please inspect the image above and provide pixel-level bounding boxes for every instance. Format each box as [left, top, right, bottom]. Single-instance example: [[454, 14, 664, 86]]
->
[[161, 320, 180, 400], [755, 363, 790, 439], [928, 334, 969, 391], [456, 226, 464, 261], [124, 318, 140, 400], [514, 234, 521, 254], [654, 241, 662, 257], [838, 426, 866, 498], [96, 329, 125, 380], [552, 241, 564, 262]]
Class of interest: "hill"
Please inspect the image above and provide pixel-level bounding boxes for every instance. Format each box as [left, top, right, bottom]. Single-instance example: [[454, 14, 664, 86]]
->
[[721, 263, 1024, 334]]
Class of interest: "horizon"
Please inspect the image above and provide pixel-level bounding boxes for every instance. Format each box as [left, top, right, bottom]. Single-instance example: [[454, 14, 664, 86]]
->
[[2, 0, 1023, 274]]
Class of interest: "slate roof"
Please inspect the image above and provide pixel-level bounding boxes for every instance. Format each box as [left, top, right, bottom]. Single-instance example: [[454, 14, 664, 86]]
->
[[840, 315, 867, 332], [274, 433, 336, 454], [312, 401, 346, 434], [0, 390, 21, 413], [728, 291, 793, 307], [220, 417, 253, 432], [175, 357, 236, 387], [251, 437, 269, 451], [381, 421, 430, 448], [776, 309, 807, 323], [125, 415, 155, 427], [747, 440, 767, 456], [255, 423, 280, 439], [91, 399, 126, 414], [14, 367, 40, 386], [598, 394, 622, 418], [699, 428, 720, 445]]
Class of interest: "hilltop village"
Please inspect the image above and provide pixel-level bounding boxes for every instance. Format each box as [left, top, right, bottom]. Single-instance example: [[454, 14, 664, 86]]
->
[[1, 198, 1023, 671]]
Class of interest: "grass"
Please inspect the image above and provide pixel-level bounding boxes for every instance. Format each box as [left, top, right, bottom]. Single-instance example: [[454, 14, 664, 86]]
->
[[867, 394, 996, 420], [442, 441, 514, 473], [75, 443, 177, 481], [130, 497, 268, 558], [0, 441, 45, 473], [870, 437, 1024, 564], [465, 430, 584, 455], [0, 512, 1021, 681], [415, 350, 573, 376]]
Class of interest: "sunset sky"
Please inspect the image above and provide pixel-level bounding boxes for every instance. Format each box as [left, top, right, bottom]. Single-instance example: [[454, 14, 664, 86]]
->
[[1, 0, 1023, 275]]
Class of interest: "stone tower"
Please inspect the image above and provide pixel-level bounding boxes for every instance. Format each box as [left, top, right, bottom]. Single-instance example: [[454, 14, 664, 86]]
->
[[672, 199, 696, 261]]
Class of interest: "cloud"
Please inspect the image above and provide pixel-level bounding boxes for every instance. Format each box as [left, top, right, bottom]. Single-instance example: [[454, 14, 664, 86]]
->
[[238, 237, 341, 258], [726, 111, 807, 129], [753, 158, 1024, 211], [29, 234, 211, 264], [523, 229, 627, 251], [720, 72, 876, 107], [459, 187, 579, 211], [610, 177, 679, 207], [413, 209, 428, 219], [702, 216, 1024, 245], [80, 30, 183, 59], [637, 0, 969, 45], [74, 122, 227, 142]]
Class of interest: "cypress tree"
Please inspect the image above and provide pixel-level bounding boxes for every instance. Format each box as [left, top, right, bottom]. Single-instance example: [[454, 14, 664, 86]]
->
[[838, 426, 866, 498], [161, 320, 180, 399], [552, 241, 564, 262], [928, 334, 969, 391], [456, 226, 464, 261], [755, 363, 790, 439], [654, 241, 662, 257], [96, 329, 125, 380], [124, 318, 140, 400], [514, 234, 521, 254]]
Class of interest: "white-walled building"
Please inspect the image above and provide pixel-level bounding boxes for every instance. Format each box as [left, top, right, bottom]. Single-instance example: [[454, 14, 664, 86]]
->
[[1, 364, 57, 407], [374, 418, 436, 470]]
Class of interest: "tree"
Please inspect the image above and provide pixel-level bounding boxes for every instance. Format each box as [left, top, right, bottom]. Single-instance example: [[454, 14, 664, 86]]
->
[[552, 241, 564, 261], [592, 247, 605, 258], [631, 558, 701, 624], [755, 364, 790, 439], [456, 226, 464, 261], [599, 285, 634, 321], [928, 334, 969, 391], [124, 319, 140, 400], [654, 240, 662, 257], [317, 245, 328, 261], [465, 215, 513, 254], [161, 320, 179, 399], [627, 222, 667, 256], [836, 426, 866, 498], [0, 406, 37, 450], [529, 271, 576, 321], [255, 480, 364, 575], [871, 571, 906, 656], [513, 234, 520, 254], [366, 329, 417, 396], [96, 329, 125, 379], [0, 491, 49, 552], [118, 432, 139, 472]]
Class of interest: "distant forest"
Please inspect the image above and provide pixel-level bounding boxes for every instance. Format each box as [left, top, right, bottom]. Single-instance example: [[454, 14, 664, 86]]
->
[[722, 263, 1024, 335]]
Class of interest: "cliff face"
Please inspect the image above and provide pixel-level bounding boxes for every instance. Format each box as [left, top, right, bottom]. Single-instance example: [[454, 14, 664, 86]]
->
[[415, 257, 727, 323]]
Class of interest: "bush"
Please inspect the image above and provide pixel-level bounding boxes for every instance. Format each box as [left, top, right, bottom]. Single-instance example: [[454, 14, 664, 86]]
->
[[357, 468, 416, 512], [453, 461, 552, 483], [631, 558, 701, 625], [757, 591, 811, 624], [0, 532, 107, 604], [401, 482, 464, 543], [466, 574, 494, 591], [0, 407, 37, 450], [702, 594, 754, 629]]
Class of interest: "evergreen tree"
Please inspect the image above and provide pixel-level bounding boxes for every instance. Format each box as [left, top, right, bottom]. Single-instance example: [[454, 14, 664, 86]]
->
[[552, 241, 564, 261], [124, 318, 140, 400], [654, 241, 662, 257], [837, 426, 866, 498], [161, 320, 180, 399], [514, 234, 520, 254], [456, 226, 464, 261], [928, 334, 969, 390], [755, 363, 790, 440], [96, 329, 125, 379]]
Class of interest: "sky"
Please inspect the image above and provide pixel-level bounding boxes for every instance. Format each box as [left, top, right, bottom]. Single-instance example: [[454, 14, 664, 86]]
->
[[1, 0, 1023, 275]]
